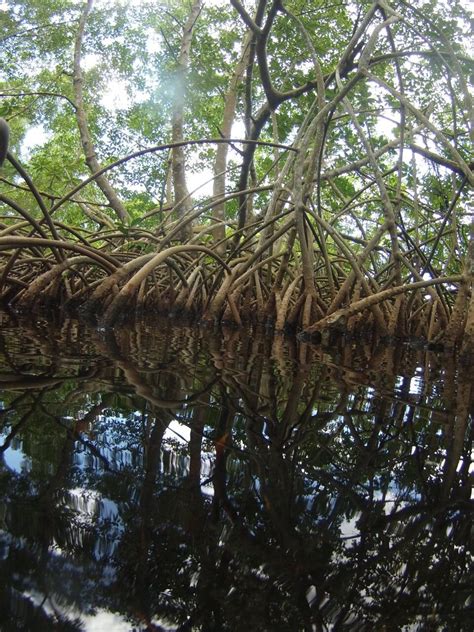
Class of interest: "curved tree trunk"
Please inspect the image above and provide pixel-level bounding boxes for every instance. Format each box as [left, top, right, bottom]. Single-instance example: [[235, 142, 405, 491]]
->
[[171, 0, 202, 241], [73, 0, 130, 224]]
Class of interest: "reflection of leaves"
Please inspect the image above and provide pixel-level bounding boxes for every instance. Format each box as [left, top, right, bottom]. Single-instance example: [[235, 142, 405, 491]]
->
[[0, 317, 472, 629], [0, 587, 83, 631]]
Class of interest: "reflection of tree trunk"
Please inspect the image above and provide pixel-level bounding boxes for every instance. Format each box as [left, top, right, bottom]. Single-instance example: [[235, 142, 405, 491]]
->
[[188, 404, 205, 488], [188, 408, 204, 489], [254, 420, 323, 630], [262, 448, 295, 547], [183, 393, 209, 536], [212, 389, 237, 523], [98, 328, 193, 410], [280, 368, 311, 448], [140, 414, 168, 512], [34, 409, 76, 507], [441, 369, 472, 501], [136, 413, 170, 623]]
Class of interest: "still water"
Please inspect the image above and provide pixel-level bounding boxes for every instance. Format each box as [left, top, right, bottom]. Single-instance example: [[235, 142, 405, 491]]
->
[[0, 310, 472, 631]]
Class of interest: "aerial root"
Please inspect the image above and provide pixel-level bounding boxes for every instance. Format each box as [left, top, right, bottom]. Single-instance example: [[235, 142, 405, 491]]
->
[[0, 237, 472, 353]]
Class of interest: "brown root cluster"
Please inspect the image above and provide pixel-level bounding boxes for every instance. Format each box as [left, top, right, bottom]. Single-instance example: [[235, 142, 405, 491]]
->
[[0, 193, 472, 357]]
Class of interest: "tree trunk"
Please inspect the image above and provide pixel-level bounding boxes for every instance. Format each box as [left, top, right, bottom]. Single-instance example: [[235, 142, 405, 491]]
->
[[212, 31, 252, 254], [171, 0, 202, 241], [460, 221, 474, 357], [73, 0, 130, 224]]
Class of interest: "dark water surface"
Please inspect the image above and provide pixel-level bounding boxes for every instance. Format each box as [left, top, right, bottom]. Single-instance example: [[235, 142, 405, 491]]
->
[[0, 311, 472, 631]]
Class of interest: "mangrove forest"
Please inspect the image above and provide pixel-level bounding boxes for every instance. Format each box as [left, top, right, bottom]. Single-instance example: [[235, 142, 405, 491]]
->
[[0, 1, 473, 629], [0, 0, 472, 351]]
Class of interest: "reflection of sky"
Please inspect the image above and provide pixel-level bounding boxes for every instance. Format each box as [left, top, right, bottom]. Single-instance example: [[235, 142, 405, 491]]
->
[[68, 411, 217, 497], [25, 592, 143, 632], [83, 610, 182, 632], [81, 610, 131, 632], [340, 514, 360, 542], [407, 375, 424, 395], [56, 488, 124, 560], [25, 581, 181, 632], [164, 418, 191, 443], [0, 430, 32, 474]]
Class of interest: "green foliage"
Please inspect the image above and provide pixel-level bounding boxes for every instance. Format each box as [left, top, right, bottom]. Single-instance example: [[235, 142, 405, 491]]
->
[[0, 0, 471, 332]]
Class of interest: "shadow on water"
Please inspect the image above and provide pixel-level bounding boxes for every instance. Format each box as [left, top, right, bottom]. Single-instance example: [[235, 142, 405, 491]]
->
[[0, 310, 472, 631]]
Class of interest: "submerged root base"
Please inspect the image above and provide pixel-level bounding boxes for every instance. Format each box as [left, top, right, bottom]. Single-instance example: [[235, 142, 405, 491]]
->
[[2, 282, 467, 355], [0, 242, 470, 352]]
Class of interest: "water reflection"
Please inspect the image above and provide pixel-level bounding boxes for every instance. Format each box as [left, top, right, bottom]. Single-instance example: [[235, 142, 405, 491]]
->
[[0, 311, 472, 631]]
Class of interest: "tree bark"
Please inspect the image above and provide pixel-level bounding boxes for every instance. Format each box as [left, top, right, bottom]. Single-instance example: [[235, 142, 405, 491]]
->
[[171, 0, 202, 241], [73, 0, 130, 224], [212, 30, 252, 254]]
